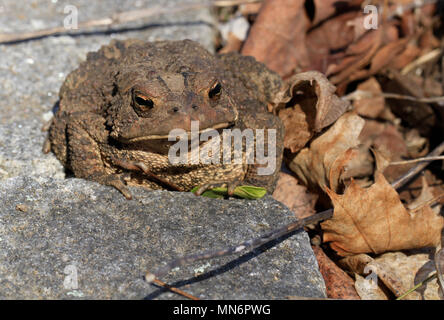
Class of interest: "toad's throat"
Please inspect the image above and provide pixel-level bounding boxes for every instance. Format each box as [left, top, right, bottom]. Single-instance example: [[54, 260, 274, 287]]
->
[[126, 122, 234, 142]]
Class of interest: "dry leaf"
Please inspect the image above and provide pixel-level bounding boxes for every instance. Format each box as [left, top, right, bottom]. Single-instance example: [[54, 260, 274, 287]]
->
[[369, 38, 409, 74], [436, 247, 444, 294], [353, 77, 385, 118], [357, 119, 415, 183], [404, 129, 428, 158], [241, 0, 439, 90], [397, 170, 444, 209], [354, 274, 389, 300], [378, 69, 436, 137], [339, 254, 374, 275], [271, 71, 351, 154], [391, 43, 421, 70], [305, 11, 360, 72], [338, 144, 374, 186], [241, 0, 311, 77], [272, 172, 317, 219], [288, 112, 365, 193], [322, 172, 444, 256], [367, 251, 442, 300], [312, 245, 360, 300]]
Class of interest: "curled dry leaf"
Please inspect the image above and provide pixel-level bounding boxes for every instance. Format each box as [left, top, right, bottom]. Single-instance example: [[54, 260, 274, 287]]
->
[[271, 71, 351, 153], [339, 254, 374, 275], [321, 172, 444, 256], [287, 112, 365, 193]]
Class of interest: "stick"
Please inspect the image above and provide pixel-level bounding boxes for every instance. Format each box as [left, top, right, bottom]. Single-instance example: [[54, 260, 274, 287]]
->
[[390, 156, 444, 165], [391, 141, 444, 190], [145, 208, 333, 282], [151, 278, 200, 300], [145, 140, 444, 282], [0, 0, 262, 44], [343, 90, 444, 104]]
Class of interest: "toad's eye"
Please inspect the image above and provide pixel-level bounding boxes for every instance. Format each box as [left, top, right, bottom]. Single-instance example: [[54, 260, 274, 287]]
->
[[134, 95, 154, 110], [133, 91, 154, 116], [209, 82, 222, 100]]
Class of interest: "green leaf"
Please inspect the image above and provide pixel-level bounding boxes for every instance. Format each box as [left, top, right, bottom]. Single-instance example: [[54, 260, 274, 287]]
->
[[234, 186, 268, 199], [190, 185, 267, 200]]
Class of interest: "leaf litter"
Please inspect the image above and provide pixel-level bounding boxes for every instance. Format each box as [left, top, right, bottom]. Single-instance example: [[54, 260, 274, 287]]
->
[[216, 0, 444, 300]]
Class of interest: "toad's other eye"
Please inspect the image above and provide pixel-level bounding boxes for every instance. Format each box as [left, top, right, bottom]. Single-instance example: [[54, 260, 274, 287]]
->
[[133, 91, 154, 114], [209, 82, 222, 100]]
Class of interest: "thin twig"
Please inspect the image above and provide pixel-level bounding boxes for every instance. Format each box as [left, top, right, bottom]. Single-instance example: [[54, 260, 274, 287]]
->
[[0, 0, 262, 44], [390, 156, 444, 165], [145, 209, 334, 282], [391, 141, 444, 190], [343, 89, 444, 104], [151, 278, 200, 300], [145, 140, 444, 283]]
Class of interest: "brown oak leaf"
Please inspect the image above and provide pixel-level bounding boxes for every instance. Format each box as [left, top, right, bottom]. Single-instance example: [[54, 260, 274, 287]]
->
[[321, 173, 444, 256]]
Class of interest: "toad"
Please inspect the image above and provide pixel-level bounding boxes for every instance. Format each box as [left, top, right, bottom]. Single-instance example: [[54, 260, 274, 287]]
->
[[43, 39, 284, 199]]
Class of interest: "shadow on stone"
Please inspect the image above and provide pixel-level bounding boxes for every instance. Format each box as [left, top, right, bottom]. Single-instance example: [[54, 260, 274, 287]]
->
[[144, 230, 301, 300]]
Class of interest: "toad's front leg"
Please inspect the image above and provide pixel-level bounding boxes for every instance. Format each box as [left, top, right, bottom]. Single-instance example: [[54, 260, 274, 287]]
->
[[66, 112, 133, 199]]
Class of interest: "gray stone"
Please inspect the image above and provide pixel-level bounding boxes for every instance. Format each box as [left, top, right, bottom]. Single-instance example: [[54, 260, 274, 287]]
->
[[0, 0, 326, 299], [0, 0, 215, 125], [0, 120, 65, 180], [0, 176, 326, 299]]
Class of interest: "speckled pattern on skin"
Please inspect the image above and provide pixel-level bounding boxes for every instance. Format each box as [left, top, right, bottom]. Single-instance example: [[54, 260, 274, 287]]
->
[[45, 39, 284, 198]]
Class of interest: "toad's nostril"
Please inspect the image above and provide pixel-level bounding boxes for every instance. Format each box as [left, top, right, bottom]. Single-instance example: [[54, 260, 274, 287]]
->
[[172, 106, 179, 113]]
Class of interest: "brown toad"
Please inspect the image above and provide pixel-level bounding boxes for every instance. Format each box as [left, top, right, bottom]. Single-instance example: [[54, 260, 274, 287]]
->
[[43, 39, 284, 199]]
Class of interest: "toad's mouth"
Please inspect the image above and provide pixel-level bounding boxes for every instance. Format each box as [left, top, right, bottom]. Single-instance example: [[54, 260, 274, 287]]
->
[[125, 122, 234, 143]]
